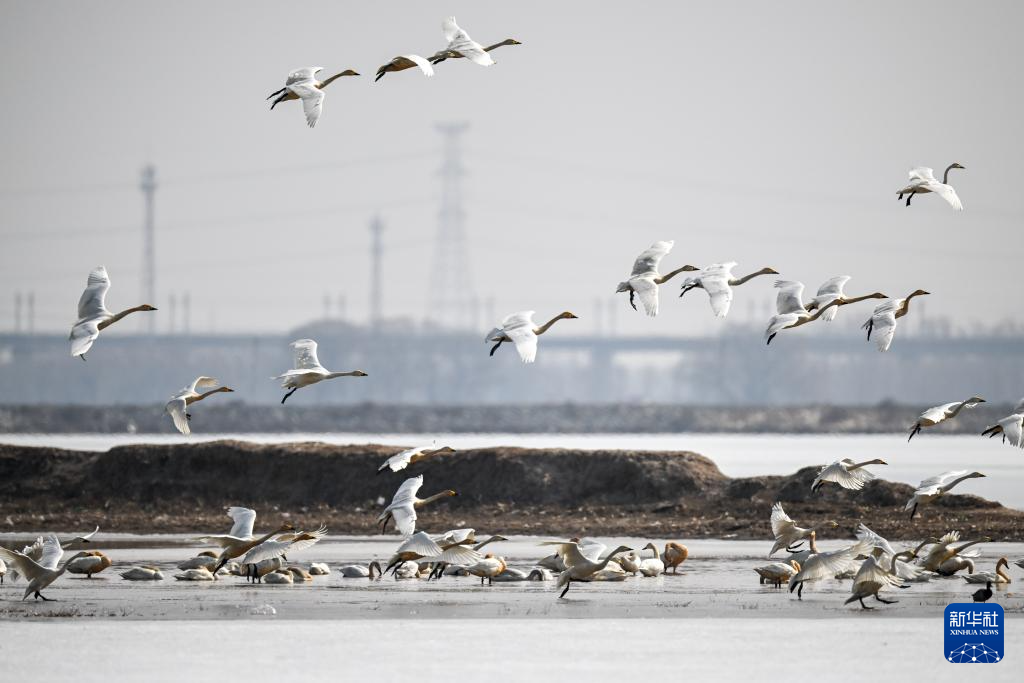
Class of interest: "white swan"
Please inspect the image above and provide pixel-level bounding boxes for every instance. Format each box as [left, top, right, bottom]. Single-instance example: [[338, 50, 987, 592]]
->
[[0, 535, 91, 600], [175, 567, 215, 581], [377, 475, 458, 536], [981, 399, 1024, 448], [898, 164, 965, 210], [805, 276, 850, 322], [811, 459, 887, 492], [855, 524, 932, 581], [274, 339, 367, 404], [788, 537, 871, 599], [239, 525, 328, 566], [905, 471, 986, 519], [485, 310, 578, 363], [679, 262, 779, 318], [844, 551, 913, 609], [266, 67, 359, 128], [6, 526, 100, 583], [637, 542, 665, 577], [165, 376, 234, 435], [909, 396, 986, 441], [374, 55, 434, 82], [541, 541, 634, 598], [615, 241, 697, 317], [69, 267, 156, 359], [429, 37, 521, 66], [440, 17, 495, 66], [378, 445, 456, 474], [263, 570, 294, 584], [754, 560, 800, 587], [862, 290, 930, 352], [65, 551, 112, 578], [765, 281, 884, 345], [768, 503, 838, 557], [339, 561, 383, 579], [120, 566, 163, 581], [466, 555, 507, 585], [963, 557, 1011, 584], [919, 531, 987, 573], [309, 562, 331, 575]]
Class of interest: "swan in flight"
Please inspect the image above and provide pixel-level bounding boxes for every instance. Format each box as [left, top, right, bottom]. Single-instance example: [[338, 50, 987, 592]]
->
[[377, 474, 458, 535], [65, 551, 112, 578], [755, 560, 800, 587], [615, 241, 698, 316], [844, 551, 913, 609], [855, 524, 933, 581], [679, 262, 779, 318], [862, 290, 929, 352], [765, 281, 885, 345], [375, 54, 435, 82], [266, 67, 359, 128], [963, 557, 1011, 584], [196, 514, 296, 576], [378, 445, 456, 474], [274, 339, 367, 404], [426, 532, 507, 580], [981, 399, 1024, 448], [811, 459, 887, 492], [905, 471, 986, 519], [165, 376, 234, 435], [6, 526, 100, 583], [788, 537, 871, 599], [436, 17, 496, 67], [430, 37, 521, 65], [897, 163, 965, 210], [909, 396, 986, 441], [768, 502, 838, 557], [70, 267, 156, 359], [803, 276, 887, 322], [919, 531, 988, 573], [540, 541, 634, 598], [0, 535, 92, 600], [485, 311, 578, 363], [239, 525, 328, 567]]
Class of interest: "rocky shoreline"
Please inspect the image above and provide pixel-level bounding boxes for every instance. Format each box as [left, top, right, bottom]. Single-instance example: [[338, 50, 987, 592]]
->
[[1, 440, 1020, 540]]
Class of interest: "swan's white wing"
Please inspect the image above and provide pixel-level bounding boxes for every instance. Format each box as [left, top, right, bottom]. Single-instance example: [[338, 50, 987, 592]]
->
[[437, 544, 482, 565], [435, 528, 475, 545], [290, 339, 324, 371], [796, 543, 866, 582], [869, 302, 899, 351], [379, 447, 425, 473], [193, 534, 248, 549], [442, 17, 495, 66], [388, 475, 424, 508], [286, 67, 322, 85], [855, 524, 897, 558], [77, 267, 112, 320], [853, 556, 902, 588], [630, 241, 673, 277], [815, 276, 850, 298], [240, 539, 293, 565], [1012, 397, 1024, 414], [920, 403, 953, 423], [774, 281, 806, 314], [502, 312, 539, 363], [818, 461, 875, 490], [701, 273, 733, 317], [391, 505, 417, 536], [930, 183, 963, 211], [227, 507, 256, 539], [999, 414, 1024, 448], [442, 16, 467, 43], [579, 538, 607, 562], [288, 83, 324, 128], [770, 503, 797, 538], [0, 547, 46, 582], [279, 525, 327, 556], [187, 376, 219, 393], [909, 167, 937, 182], [540, 542, 590, 569], [38, 534, 63, 571], [69, 319, 101, 357], [165, 398, 190, 435], [917, 470, 967, 491], [397, 531, 443, 557], [631, 278, 659, 317], [765, 313, 802, 340], [402, 54, 434, 77]]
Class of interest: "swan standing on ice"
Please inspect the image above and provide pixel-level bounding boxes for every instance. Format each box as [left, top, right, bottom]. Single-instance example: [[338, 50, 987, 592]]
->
[[811, 459, 887, 492], [165, 376, 234, 435], [615, 241, 698, 316], [963, 557, 1011, 584], [274, 339, 367, 404], [897, 163, 965, 210], [905, 471, 986, 519], [663, 542, 689, 573], [0, 535, 92, 600], [485, 311, 578, 363], [981, 399, 1024, 448], [377, 475, 458, 535], [65, 551, 112, 578], [637, 543, 665, 577], [768, 503, 838, 557], [908, 396, 986, 441], [541, 541, 634, 598], [755, 560, 800, 587], [70, 267, 156, 359], [862, 290, 929, 352], [377, 445, 456, 474], [266, 67, 359, 128], [467, 554, 507, 585], [679, 262, 779, 318]]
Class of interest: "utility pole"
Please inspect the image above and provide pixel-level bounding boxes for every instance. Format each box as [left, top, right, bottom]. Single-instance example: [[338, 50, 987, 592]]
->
[[369, 215, 384, 330], [430, 123, 475, 329], [182, 292, 191, 335], [140, 164, 157, 334], [26, 292, 34, 335], [14, 292, 21, 332]]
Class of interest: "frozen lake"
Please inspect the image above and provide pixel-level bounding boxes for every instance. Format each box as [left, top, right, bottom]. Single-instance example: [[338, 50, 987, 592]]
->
[[3, 432, 1020, 508]]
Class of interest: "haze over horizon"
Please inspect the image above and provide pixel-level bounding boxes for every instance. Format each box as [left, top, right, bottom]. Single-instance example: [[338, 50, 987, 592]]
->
[[2, 1, 1023, 339]]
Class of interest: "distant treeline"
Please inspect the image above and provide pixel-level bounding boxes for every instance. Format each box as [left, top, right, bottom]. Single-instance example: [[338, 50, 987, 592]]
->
[[0, 402, 1013, 435]]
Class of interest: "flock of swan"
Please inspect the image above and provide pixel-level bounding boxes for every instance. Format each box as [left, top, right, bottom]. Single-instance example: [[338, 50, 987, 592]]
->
[[2, 16, 1017, 611]]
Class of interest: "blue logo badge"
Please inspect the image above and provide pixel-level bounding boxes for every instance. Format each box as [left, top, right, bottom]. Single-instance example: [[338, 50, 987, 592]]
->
[[945, 603, 1004, 663]]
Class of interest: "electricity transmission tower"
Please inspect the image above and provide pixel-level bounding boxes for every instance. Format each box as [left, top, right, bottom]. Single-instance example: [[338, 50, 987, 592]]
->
[[140, 165, 157, 334], [429, 123, 476, 329]]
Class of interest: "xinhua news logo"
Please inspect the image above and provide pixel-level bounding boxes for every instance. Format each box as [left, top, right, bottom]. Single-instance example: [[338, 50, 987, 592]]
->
[[945, 603, 1004, 663]]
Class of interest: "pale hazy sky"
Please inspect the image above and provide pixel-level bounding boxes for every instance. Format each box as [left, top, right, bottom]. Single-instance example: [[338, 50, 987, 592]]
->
[[2, 1, 1022, 338]]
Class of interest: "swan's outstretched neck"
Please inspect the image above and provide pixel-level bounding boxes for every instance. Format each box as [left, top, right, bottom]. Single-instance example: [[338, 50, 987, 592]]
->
[[534, 312, 576, 335], [97, 304, 156, 330], [730, 267, 776, 286]]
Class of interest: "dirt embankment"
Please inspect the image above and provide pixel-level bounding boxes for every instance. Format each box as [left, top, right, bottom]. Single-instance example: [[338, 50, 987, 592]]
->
[[0, 441, 1019, 540]]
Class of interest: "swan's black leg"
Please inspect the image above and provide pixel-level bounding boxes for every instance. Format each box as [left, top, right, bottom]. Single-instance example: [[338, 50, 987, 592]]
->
[[37, 591, 53, 601], [629, 290, 637, 311], [797, 582, 803, 599], [489, 340, 503, 357], [559, 580, 572, 599], [859, 597, 872, 610], [905, 193, 913, 206], [875, 595, 897, 604], [865, 320, 873, 340], [266, 87, 286, 100], [766, 333, 776, 346], [908, 424, 920, 441], [281, 388, 298, 404]]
